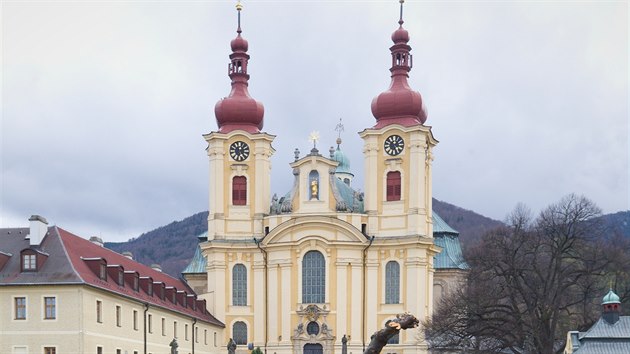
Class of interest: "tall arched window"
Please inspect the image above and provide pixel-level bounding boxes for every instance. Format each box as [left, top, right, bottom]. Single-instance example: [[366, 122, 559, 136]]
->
[[386, 171, 401, 201], [385, 261, 400, 304], [232, 321, 247, 345], [232, 264, 247, 306], [308, 170, 319, 200], [302, 251, 325, 303], [232, 176, 247, 205]]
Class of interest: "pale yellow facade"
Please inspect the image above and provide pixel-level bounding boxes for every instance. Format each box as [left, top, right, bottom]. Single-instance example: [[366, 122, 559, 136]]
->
[[196, 123, 445, 354], [1, 285, 223, 354]]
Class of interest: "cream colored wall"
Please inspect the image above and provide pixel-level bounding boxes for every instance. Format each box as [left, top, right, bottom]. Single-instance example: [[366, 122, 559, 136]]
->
[[433, 269, 466, 307], [359, 125, 437, 239], [204, 131, 275, 241], [202, 218, 438, 354], [1, 285, 81, 354], [1, 285, 224, 354]]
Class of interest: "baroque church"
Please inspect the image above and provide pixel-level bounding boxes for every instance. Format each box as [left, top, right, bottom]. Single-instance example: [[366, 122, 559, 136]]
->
[[183, 2, 467, 354]]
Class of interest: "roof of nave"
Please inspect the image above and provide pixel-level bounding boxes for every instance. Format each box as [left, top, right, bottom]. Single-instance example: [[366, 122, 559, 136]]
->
[[181, 243, 207, 274], [0, 225, 223, 326], [580, 317, 630, 340], [432, 212, 468, 270]]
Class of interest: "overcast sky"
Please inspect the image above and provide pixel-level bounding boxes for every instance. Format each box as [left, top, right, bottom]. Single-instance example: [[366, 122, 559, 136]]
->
[[1, 0, 628, 242]]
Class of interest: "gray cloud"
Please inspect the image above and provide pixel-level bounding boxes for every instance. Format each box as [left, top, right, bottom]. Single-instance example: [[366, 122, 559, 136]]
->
[[2, 1, 627, 242]]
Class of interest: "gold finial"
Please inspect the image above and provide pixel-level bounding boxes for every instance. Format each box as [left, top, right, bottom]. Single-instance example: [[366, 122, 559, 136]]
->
[[309, 131, 320, 148], [236, 0, 243, 11]]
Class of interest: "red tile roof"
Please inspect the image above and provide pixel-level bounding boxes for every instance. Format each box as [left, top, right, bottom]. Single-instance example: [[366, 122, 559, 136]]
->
[[57, 227, 223, 327]]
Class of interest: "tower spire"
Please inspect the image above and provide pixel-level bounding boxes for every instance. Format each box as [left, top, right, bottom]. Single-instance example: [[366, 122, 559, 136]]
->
[[236, 0, 243, 33], [214, 0, 265, 134], [370, 0, 427, 128]]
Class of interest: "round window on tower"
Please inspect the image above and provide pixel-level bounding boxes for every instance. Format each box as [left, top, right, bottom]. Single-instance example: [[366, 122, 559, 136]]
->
[[306, 321, 320, 336]]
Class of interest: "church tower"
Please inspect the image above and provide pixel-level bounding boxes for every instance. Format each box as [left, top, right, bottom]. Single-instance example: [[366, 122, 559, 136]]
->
[[358, 0, 439, 344], [359, 0, 437, 239], [201, 2, 275, 324], [203, 2, 275, 241]]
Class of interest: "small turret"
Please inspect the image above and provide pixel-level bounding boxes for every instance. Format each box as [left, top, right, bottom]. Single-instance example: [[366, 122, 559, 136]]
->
[[602, 288, 621, 324]]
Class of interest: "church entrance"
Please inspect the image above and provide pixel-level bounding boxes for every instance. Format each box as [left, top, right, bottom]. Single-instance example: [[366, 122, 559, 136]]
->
[[303, 343, 323, 354]]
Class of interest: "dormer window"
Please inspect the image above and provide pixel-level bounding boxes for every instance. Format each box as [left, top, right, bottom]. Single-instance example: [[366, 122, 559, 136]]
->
[[118, 271, 124, 287], [147, 282, 153, 296], [99, 264, 107, 280], [22, 254, 36, 271]]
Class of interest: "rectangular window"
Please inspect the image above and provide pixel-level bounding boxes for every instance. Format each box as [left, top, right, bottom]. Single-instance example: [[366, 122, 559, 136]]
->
[[148, 314, 153, 333], [15, 297, 26, 320], [116, 350, 121, 354], [161, 318, 166, 336], [195, 327, 199, 343], [133, 309, 138, 330], [118, 272, 124, 287], [99, 264, 107, 280], [96, 300, 102, 323], [386, 171, 401, 201], [204, 330, 207, 345], [116, 305, 121, 327], [214, 332, 217, 347], [44, 347, 56, 354], [232, 176, 247, 205], [133, 277, 139, 291], [173, 321, 178, 338], [44, 297, 56, 319], [23, 254, 36, 271], [185, 324, 189, 340], [97, 347, 103, 354]]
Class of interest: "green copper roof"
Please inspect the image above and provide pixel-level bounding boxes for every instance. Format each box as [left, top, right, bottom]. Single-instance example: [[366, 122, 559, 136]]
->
[[433, 212, 459, 235], [332, 148, 352, 174], [333, 177, 364, 213], [182, 245, 207, 274], [603, 289, 621, 305], [433, 212, 468, 270]]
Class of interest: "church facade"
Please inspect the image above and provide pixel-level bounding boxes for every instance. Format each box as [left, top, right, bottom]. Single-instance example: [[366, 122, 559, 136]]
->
[[184, 2, 466, 354]]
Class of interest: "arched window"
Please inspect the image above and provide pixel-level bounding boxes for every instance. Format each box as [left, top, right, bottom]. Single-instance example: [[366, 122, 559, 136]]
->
[[302, 251, 325, 303], [385, 261, 400, 304], [232, 321, 247, 345], [232, 264, 247, 306], [308, 170, 319, 200], [232, 176, 247, 205], [386, 171, 401, 201]]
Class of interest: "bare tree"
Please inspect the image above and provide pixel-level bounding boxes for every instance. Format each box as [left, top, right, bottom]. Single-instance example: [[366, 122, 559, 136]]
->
[[425, 194, 610, 354]]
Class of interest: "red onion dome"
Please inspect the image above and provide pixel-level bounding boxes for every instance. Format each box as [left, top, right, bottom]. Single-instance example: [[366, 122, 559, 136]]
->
[[214, 27, 264, 133], [215, 87, 264, 134], [371, 23, 427, 128], [230, 33, 248, 53], [391, 26, 409, 44]]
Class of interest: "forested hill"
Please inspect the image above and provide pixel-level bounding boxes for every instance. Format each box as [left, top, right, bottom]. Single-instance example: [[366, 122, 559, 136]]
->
[[432, 198, 504, 246], [104, 203, 628, 278], [105, 211, 208, 277]]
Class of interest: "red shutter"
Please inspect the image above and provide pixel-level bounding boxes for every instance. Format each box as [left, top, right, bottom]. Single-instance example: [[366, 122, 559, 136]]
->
[[386, 171, 401, 201], [232, 176, 247, 205]]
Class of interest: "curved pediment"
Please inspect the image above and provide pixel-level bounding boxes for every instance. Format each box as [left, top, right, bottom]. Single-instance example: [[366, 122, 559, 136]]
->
[[262, 216, 368, 246]]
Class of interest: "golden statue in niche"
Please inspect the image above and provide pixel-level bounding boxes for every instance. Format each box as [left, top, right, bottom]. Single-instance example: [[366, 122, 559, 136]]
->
[[310, 179, 319, 199]]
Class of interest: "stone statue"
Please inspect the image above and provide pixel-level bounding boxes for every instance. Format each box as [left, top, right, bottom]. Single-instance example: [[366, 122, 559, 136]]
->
[[341, 335, 348, 354], [169, 338, 178, 354], [228, 338, 237, 354], [363, 313, 419, 354]]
